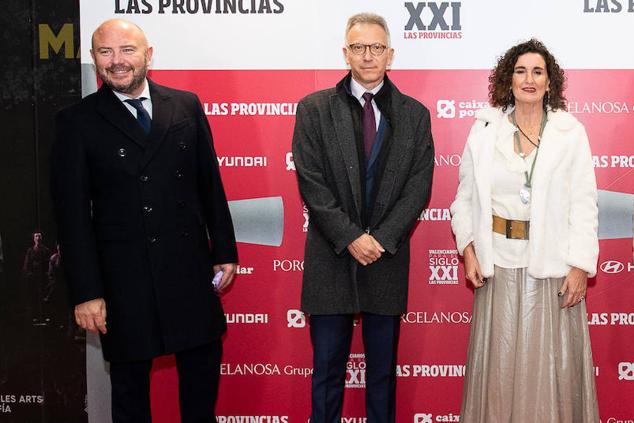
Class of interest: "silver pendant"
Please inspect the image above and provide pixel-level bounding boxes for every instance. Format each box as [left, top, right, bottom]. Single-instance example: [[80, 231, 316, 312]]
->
[[519, 186, 531, 204]]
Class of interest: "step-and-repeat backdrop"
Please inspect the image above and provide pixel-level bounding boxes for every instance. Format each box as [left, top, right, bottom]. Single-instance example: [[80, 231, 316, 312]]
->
[[80, 1, 633, 422]]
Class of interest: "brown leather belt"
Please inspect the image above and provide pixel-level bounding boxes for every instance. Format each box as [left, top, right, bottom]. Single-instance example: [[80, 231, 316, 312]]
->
[[492, 215, 530, 240]]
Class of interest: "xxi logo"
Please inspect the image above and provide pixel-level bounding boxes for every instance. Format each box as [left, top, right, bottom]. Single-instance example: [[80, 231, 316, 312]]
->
[[404, 2, 462, 31], [430, 265, 458, 281]]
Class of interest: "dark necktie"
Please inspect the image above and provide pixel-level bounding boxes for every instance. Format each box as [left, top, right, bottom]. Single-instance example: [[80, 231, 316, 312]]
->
[[124, 97, 151, 134], [362, 92, 376, 160]]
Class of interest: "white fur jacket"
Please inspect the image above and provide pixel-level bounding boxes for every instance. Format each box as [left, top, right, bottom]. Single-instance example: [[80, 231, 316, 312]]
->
[[450, 107, 599, 278]]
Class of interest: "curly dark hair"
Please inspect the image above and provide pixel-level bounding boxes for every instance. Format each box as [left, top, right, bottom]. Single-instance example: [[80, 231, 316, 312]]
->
[[489, 39, 567, 111]]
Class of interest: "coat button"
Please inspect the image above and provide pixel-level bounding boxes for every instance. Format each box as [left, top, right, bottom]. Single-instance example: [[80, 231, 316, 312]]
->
[[118, 148, 127, 157], [177, 200, 186, 208], [178, 142, 189, 151], [147, 236, 158, 244], [175, 170, 183, 179], [143, 206, 153, 213], [139, 175, 149, 182]]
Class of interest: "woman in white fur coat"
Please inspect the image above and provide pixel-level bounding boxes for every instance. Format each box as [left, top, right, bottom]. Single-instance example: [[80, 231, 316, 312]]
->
[[450, 39, 600, 422]]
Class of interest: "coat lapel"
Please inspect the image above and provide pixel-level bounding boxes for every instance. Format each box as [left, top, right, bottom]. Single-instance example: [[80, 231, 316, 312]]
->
[[470, 109, 504, 213], [96, 85, 148, 148], [330, 93, 363, 221], [139, 81, 174, 171], [369, 82, 401, 225]]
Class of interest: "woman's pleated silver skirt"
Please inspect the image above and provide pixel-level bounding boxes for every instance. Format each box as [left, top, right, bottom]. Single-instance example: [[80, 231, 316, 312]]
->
[[459, 266, 600, 423]]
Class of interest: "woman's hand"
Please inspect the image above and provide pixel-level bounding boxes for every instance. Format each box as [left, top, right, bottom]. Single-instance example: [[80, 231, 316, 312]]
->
[[559, 266, 588, 308], [464, 243, 486, 289]]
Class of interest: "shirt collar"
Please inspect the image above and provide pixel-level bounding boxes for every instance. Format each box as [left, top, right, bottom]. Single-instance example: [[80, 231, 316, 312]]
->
[[350, 77, 384, 103], [112, 79, 151, 102]]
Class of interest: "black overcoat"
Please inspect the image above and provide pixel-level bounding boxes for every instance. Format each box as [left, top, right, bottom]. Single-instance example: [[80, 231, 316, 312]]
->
[[51, 80, 237, 362], [292, 73, 434, 316]]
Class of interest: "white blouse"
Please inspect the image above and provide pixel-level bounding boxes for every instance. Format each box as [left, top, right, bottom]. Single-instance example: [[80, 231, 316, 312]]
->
[[490, 114, 536, 268]]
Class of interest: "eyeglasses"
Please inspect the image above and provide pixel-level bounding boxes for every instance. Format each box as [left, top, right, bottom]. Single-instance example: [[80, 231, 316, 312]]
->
[[347, 43, 388, 57]]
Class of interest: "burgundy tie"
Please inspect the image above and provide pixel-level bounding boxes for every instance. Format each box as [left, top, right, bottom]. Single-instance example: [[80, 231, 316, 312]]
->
[[362, 92, 376, 160]]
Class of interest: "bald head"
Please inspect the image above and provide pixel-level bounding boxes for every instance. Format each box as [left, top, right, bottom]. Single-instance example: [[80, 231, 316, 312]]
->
[[91, 19, 148, 50], [90, 19, 153, 97]]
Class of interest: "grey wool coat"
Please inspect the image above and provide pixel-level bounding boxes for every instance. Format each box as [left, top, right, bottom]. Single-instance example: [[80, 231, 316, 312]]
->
[[292, 73, 434, 316]]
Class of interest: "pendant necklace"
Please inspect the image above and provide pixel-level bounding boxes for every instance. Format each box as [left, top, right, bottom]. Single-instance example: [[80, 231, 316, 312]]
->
[[511, 110, 548, 205]]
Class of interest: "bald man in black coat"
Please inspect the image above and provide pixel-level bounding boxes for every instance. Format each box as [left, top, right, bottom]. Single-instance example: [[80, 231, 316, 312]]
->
[[51, 19, 237, 423]]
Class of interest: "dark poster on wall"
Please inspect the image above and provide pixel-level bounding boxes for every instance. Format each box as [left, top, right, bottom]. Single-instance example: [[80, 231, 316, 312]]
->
[[0, 1, 87, 421]]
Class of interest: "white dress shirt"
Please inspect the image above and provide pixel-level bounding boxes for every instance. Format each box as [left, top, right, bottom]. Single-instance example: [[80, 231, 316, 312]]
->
[[491, 112, 536, 268], [350, 77, 383, 131], [112, 79, 153, 119]]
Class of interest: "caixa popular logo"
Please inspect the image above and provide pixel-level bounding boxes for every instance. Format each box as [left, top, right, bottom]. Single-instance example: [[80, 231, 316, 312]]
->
[[404, 2, 463, 40], [436, 100, 456, 118], [428, 249, 459, 285], [235, 265, 254, 275], [302, 204, 310, 232], [287, 309, 306, 328], [600, 260, 633, 274], [618, 362, 634, 381], [415, 413, 459, 422], [285, 152, 295, 171], [436, 99, 489, 119]]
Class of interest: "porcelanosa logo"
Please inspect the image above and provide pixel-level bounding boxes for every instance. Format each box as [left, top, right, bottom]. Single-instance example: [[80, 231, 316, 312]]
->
[[436, 99, 489, 119], [567, 101, 632, 114], [428, 249, 459, 285], [434, 154, 462, 167], [272, 258, 304, 272], [401, 311, 471, 324], [221, 362, 312, 378], [113, 0, 285, 15], [404, 2, 463, 40]]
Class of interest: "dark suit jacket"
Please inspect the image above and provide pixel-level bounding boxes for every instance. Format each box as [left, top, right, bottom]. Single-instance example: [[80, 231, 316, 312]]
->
[[51, 80, 237, 362], [292, 73, 434, 315]]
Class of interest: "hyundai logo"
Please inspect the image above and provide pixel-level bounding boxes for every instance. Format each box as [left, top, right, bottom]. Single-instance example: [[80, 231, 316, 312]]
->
[[600, 260, 625, 274]]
